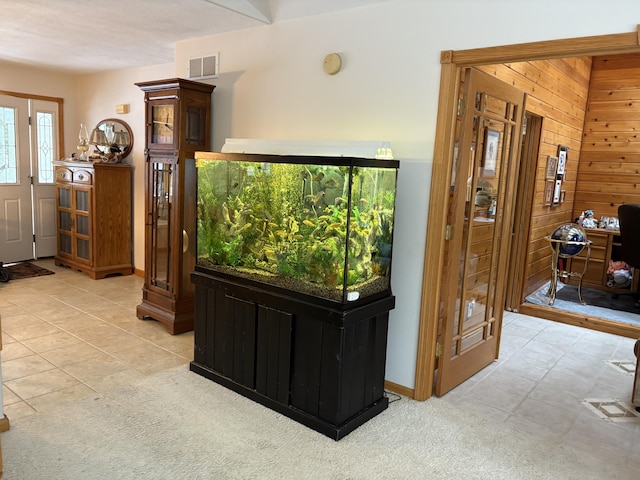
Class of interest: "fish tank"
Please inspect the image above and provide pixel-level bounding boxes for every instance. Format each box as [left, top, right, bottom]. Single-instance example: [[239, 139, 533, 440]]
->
[[194, 152, 399, 307]]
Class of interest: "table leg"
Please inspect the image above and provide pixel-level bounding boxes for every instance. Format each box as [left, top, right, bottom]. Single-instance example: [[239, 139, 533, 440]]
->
[[548, 248, 559, 305], [576, 242, 591, 306]]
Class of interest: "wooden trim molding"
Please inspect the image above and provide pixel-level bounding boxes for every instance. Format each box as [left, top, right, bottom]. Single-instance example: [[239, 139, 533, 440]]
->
[[0, 89, 65, 159], [518, 303, 640, 339], [448, 30, 640, 67], [414, 26, 640, 401], [413, 62, 460, 401], [0, 89, 63, 103], [384, 380, 414, 399]]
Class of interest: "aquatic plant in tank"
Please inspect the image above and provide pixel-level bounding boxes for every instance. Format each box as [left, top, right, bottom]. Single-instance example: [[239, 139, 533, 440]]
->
[[195, 152, 399, 304]]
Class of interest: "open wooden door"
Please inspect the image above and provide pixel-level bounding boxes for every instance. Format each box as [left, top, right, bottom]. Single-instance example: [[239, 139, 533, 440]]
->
[[435, 68, 525, 395]]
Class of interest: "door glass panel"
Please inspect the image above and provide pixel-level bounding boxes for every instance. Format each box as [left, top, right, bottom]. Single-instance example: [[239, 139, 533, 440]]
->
[[76, 190, 89, 212], [59, 233, 71, 254], [35, 111, 55, 184], [151, 160, 173, 290], [185, 106, 205, 145], [76, 238, 89, 260], [0, 106, 18, 184], [59, 211, 72, 231], [76, 215, 89, 236], [59, 187, 71, 208]]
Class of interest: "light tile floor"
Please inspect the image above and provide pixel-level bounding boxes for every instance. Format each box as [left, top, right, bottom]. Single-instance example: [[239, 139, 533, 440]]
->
[[1, 259, 639, 469], [445, 311, 640, 468], [0, 259, 193, 421]]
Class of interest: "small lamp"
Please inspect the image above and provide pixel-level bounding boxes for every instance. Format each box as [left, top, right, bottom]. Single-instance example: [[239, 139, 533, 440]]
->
[[113, 131, 130, 154], [77, 124, 90, 161], [89, 128, 107, 146], [89, 128, 108, 158]]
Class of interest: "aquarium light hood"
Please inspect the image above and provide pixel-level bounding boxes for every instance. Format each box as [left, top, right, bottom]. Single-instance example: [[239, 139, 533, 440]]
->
[[220, 138, 394, 160]]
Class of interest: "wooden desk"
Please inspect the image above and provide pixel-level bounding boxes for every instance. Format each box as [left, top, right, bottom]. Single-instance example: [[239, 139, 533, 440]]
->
[[566, 228, 639, 294]]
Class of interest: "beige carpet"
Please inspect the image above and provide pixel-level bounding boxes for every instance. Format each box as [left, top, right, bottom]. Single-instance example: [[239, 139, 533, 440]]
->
[[2, 366, 634, 479]]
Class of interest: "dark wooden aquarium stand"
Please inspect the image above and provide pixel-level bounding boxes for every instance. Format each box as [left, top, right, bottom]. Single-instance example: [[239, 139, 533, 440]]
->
[[189, 269, 395, 440]]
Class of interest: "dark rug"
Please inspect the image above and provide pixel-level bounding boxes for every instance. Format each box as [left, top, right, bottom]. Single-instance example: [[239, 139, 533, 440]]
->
[[3, 261, 55, 280], [525, 281, 640, 326], [555, 284, 639, 315]]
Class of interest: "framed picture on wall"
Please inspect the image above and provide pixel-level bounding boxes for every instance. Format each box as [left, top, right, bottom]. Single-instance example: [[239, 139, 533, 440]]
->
[[546, 156, 558, 180], [557, 145, 568, 175], [483, 128, 500, 177], [544, 179, 554, 206], [553, 179, 562, 205]]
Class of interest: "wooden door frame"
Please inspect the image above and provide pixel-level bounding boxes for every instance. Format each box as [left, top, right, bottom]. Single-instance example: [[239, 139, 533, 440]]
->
[[414, 26, 640, 401], [504, 112, 543, 311], [0, 90, 65, 156]]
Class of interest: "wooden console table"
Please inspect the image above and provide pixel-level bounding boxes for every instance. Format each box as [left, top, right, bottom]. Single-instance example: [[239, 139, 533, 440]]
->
[[566, 228, 639, 295]]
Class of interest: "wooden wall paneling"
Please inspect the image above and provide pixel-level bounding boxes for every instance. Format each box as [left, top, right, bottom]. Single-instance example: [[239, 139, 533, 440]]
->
[[574, 52, 640, 220]]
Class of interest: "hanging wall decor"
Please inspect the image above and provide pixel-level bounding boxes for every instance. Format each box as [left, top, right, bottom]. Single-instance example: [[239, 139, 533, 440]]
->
[[552, 145, 569, 207], [546, 155, 558, 180], [544, 179, 554, 206]]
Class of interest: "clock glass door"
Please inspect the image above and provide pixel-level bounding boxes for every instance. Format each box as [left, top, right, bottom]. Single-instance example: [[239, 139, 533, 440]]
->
[[151, 103, 175, 146], [150, 158, 174, 291]]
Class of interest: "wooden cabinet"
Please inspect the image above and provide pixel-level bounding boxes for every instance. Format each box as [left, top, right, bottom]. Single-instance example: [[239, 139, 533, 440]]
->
[[190, 269, 394, 440], [567, 228, 640, 293], [135, 78, 215, 334], [54, 161, 133, 279]]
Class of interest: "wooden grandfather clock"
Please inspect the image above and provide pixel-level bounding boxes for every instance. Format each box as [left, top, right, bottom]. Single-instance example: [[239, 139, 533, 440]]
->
[[135, 78, 215, 334]]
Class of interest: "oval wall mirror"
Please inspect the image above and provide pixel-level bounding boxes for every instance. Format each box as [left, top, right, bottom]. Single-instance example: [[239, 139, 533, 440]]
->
[[89, 118, 134, 161]]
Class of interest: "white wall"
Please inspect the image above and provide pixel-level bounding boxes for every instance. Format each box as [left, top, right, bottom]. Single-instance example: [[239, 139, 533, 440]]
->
[[176, 1, 436, 392], [76, 63, 174, 269], [0, 61, 79, 161], [174, 0, 640, 390]]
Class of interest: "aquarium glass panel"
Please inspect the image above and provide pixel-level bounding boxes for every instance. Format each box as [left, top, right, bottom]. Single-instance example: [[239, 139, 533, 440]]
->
[[196, 154, 398, 305]]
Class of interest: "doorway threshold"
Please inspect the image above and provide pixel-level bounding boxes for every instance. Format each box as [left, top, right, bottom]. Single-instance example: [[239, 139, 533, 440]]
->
[[518, 300, 640, 339]]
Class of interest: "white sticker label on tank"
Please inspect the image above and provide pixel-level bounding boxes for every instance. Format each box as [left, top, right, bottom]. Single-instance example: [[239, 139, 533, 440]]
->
[[347, 291, 360, 301]]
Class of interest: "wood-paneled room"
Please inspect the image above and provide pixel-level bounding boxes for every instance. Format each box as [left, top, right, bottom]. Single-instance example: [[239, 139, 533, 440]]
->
[[479, 52, 640, 336]]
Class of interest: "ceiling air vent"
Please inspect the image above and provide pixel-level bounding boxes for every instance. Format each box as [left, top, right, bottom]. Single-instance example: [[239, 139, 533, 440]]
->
[[189, 54, 219, 79]]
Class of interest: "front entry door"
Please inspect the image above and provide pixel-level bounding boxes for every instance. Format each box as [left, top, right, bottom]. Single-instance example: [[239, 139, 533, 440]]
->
[[0, 95, 32, 262], [0, 94, 58, 262], [435, 69, 526, 395]]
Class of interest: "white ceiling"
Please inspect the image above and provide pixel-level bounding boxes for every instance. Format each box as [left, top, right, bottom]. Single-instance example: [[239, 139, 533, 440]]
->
[[0, 0, 386, 74]]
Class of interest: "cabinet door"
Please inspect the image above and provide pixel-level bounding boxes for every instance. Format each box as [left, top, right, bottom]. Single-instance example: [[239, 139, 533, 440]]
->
[[147, 156, 177, 292], [74, 187, 91, 263], [57, 186, 73, 256]]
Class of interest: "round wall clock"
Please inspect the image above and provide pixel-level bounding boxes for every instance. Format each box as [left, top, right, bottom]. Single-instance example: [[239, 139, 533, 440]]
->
[[323, 53, 342, 75]]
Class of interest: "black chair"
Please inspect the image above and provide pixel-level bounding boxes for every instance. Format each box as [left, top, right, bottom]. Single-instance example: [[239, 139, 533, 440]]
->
[[618, 204, 640, 306]]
